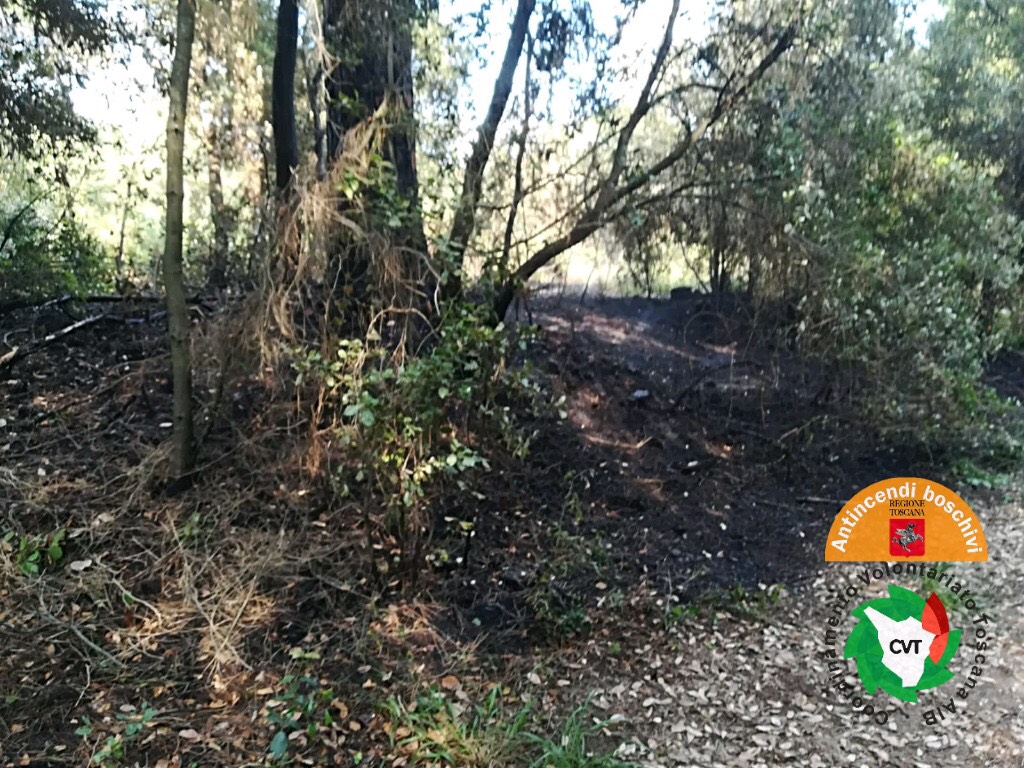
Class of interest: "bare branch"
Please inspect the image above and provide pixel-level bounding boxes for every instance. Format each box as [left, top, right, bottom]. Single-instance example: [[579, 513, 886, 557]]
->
[[596, 0, 682, 210], [492, 23, 797, 323]]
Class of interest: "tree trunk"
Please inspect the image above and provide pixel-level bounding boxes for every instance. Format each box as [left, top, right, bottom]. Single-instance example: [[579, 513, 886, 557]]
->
[[206, 120, 231, 288], [323, 0, 424, 211], [163, 0, 197, 480], [499, 34, 533, 281], [272, 0, 300, 191], [322, 0, 428, 311], [114, 178, 134, 288], [446, 0, 536, 300], [302, 45, 327, 180]]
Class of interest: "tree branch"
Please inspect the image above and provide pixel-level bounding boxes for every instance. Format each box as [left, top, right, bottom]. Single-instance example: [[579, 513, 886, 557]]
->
[[446, 0, 536, 298], [492, 23, 797, 323]]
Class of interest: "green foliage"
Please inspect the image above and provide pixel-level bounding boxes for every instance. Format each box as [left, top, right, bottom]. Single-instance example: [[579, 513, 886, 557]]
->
[[661, 582, 784, 626], [74, 705, 158, 768], [952, 458, 1012, 489], [382, 687, 633, 768], [925, 0, 1024, 213], [529, 588, 591, 642], [2, 528, 65, 575], [0, 204, 109, 301], [295, 306, 548, 572], [0, 0, 112, 158], [523, 702, 634, 768], [382, 686, 531, 767], [788, 120, 1024, 447], [264, 675, 338, 763]]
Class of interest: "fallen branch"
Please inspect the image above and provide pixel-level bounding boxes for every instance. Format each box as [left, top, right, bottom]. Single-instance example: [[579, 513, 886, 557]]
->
[[672, 359, 759, 409], [37, 601, 124, 669], [0, 292, 226, 316], [0, 313, 108, 369]]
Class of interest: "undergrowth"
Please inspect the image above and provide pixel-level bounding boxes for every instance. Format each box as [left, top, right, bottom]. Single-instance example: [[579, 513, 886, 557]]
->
[[380, 686, 634, 768], [294, 304, 552, 580]]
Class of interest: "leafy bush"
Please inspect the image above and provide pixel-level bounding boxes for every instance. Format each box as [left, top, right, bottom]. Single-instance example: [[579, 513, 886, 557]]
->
[[786, 122, 1024, 450], [295, 305, 549, 575], [0, 204, 109, 301]]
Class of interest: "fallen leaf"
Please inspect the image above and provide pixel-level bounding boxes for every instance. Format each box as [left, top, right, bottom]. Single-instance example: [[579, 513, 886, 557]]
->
[[332, 699, 349, 719], [440, 675, 460, 691]]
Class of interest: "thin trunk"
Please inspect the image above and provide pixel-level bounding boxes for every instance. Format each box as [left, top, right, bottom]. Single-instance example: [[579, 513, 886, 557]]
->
[[446, 0, 535, 300], [115, 179, 134, 287], [163, 0, 197, 479], [303, 0, 328, 179], [272, 0, 300, 191], [206, 120, 230, 288], [498, 34, 533, 281], [302, 46, 327, 179]]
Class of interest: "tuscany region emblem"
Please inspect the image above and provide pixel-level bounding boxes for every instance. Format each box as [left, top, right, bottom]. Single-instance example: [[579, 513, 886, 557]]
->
[[845, 585, 961, 702], [889, 518, 925, 557]]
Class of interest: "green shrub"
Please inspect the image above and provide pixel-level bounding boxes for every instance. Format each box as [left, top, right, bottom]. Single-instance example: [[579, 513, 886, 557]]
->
[[789, 122, 1024, 452], [294, 305, 549, 574], [0, 204, 109, 301]]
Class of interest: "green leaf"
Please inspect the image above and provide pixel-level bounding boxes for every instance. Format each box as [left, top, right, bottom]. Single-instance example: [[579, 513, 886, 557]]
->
[[269, 730, 289, 760]]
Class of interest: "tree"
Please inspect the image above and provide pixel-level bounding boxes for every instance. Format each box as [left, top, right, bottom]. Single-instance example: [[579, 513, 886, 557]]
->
[[272, 0, 300, 192], [445, 0, 536, 300], [310, 0, 430, 317], [925, 0, 1024, 212], [489, 2, 796, 321], [0, 0, 112, 159], [163, 0, 197, 480], [192, 0, 273, 288], [322, 0, 423, 206]]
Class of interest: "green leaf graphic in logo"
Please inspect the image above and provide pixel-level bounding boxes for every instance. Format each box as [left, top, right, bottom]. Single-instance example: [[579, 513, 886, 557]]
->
[[844, 585, 961, 703]]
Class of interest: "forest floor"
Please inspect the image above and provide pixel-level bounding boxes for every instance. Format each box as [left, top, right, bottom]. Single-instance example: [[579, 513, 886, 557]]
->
[[1, 291, 1022, 767]]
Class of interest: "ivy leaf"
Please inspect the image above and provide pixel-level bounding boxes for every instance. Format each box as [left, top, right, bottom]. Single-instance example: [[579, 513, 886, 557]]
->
[[269, 730, 289, 760]]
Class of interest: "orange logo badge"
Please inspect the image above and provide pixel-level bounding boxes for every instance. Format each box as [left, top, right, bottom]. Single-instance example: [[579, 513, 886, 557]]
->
[[824, 478, 987, 562]]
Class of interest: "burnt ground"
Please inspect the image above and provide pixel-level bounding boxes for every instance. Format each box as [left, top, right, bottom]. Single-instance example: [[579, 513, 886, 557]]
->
[[0, 290, 1020, 766]]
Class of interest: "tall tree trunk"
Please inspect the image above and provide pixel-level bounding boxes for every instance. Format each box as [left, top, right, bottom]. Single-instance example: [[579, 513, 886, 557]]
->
[[163, 0, 197, 480], [322, 0, 428, 312], [446, 0, 535, 300], [272, 0, 300, 192], [323, 0, 424, 210]]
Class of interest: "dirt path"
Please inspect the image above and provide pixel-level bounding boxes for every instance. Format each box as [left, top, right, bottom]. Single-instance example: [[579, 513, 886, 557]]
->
[[524, 296, 1024, 767]]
